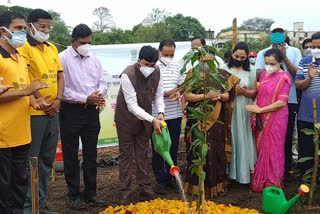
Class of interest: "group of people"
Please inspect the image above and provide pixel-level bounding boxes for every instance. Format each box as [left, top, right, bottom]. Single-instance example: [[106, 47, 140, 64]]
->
[[1, 7, 320, 214], [0, 9, 107, 213]]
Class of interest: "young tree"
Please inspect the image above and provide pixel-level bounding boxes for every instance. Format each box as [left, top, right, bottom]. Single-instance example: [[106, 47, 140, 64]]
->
[[93, 7, 116, 32]]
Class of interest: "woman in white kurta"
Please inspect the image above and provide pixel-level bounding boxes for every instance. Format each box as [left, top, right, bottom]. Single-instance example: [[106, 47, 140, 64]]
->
[[221, 42, 257, 184]]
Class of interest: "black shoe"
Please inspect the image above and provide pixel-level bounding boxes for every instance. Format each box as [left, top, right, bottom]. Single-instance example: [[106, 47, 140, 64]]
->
[[70, 198, 87, 210], [85, 196, 107, 207], [39, 206, 60, 214], [154, 183, 168, 195]]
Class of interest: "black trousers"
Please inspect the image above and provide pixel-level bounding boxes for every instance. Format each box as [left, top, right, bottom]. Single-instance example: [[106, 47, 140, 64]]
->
[[285, 103, 298, 173], [60, 102, 100, 199], [297, 120, 315, 175], [0, 144, 30, 214]]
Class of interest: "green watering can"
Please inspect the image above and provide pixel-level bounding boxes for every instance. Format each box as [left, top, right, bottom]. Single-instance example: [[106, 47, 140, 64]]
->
[[262, 184, 309, 214], [152, 121, 180, 176]]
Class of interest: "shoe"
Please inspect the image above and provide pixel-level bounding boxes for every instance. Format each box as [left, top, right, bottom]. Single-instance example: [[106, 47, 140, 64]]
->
[[39, 206, 60, 214], [85, 196, 107, 207], [70, 198, 87, 210], [154, 183, 168, 195], [139, 190, 157, 201]]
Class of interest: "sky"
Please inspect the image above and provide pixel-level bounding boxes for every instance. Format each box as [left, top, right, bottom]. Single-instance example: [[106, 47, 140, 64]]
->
[[2, 0, 320, 34]]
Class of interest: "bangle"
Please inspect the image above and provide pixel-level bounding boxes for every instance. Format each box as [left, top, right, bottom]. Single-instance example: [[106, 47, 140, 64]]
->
[[56, 97, 63, 103]]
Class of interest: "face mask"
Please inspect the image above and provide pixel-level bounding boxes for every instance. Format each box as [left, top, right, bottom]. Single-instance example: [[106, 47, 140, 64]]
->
[[249, 58, 256, 64], [311, 48, 320, 59], [304, 48, 312, 57], [265, 65, 279, 74], [231, 57, 245, 67], [30, 23, 49, 43], [140, 66, 155, 78], [160, 56, 173, 66], [77, 44, 91, 56], [270, 32, 285, 45], [1, 27, 27, 48], [200, 62, 210, 72]]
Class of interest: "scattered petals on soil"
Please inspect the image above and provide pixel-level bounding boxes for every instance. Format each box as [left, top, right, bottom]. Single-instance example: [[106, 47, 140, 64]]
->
[[100, 198, 259, 214]]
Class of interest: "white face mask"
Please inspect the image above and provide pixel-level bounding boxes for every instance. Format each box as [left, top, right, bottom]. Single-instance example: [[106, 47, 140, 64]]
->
[[304, 48, 312, 57], [140, 66, 155, 78], [265, 65, 279, 74], [160, 56, 173, 66], [249, 58, 256, 64], [311, 48, 320, 59], [77, 44, 91, 56], [1, 27, 27, 48], [30, 23, 49, 43]]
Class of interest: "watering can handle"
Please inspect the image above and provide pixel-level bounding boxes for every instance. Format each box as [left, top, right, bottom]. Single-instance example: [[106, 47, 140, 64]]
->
[[266, 187, 285, 197]]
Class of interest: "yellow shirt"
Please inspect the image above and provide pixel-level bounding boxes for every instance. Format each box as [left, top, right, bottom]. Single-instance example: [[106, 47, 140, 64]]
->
[[17, 35, 63, 116], [0, 46, 31, 148]]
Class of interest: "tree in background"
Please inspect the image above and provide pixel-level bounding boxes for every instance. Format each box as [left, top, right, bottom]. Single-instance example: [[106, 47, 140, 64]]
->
[[93, 7, 116, 32], [48, 10, 71, 52], [142, 8, 170, 26], [165, 13, 207, 41], [240, 17, 274, 32]]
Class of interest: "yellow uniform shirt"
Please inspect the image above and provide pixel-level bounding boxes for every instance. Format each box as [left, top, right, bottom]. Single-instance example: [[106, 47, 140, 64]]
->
[[0, 46, 31, 148], [18, 35, 63, 116]]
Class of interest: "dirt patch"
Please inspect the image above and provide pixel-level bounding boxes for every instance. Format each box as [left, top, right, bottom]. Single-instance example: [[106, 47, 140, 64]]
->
[[47, 142, 320, 214]]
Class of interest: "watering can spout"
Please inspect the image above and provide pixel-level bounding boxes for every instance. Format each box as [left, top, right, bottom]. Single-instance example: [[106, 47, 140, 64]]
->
[[152, 121, 180, 177], [280, 184, 309, 214]]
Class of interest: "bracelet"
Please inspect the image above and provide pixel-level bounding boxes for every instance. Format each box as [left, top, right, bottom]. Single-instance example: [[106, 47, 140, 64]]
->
[[56, 97, 63, 103]]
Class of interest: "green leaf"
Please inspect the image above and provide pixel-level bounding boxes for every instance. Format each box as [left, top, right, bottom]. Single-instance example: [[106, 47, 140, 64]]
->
[[315, 123, 320, 130], [302, 174, 312, 182], [193, 126, 205, 142], [303, 168, 313, 176], [191, 52, 199, 66], [201, 144, 209, 159], [301, 128, 315, 136], [297, 157, 314, 163]]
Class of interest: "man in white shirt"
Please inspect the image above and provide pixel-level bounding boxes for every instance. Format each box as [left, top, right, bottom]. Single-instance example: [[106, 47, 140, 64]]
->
[[115, 46, 165, 205], [151, 40, 185, 193]]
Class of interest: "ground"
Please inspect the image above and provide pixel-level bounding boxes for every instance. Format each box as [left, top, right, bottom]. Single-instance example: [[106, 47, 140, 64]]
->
[[47, 142, 320, 214]]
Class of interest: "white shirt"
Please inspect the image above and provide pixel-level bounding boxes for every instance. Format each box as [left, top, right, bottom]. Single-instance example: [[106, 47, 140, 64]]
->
[[120, 70, 164, 123], [152, 60, 185, 120]]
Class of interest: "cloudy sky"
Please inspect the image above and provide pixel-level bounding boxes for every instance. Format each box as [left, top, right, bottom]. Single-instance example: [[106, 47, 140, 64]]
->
[[3, 0, 320, 33]]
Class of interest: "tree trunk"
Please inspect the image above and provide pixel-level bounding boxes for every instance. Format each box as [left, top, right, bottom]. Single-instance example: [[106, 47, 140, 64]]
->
[[308, 99, 319, 206], [199, 165, 206, 214], [232, 18, 237, 50], [30, 157, 39, 214]]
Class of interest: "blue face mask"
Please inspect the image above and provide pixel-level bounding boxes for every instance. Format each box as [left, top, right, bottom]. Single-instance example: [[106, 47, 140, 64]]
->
[[270, 32, 285, 45], [1, 27, 27, 48]]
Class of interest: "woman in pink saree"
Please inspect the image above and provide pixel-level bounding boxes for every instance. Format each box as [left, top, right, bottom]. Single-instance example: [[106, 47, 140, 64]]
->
[[246, 48, 291, 192]]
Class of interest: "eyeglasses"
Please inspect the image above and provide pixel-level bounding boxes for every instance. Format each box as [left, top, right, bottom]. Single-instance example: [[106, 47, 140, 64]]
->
[[232, 54, 247, 61], [33, 23, 53, 31]]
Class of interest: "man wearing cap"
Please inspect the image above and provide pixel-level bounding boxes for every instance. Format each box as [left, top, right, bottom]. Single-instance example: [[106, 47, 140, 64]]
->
[[248, 51, 257, 66], [255, 22, 302, 177]]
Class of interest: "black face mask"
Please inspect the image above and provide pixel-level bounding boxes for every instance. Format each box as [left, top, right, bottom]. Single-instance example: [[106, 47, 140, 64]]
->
[[231, 57, 245, 67]]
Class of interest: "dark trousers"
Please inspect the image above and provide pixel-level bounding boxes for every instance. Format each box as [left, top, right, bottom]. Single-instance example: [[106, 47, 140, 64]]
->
[[0, 144, 30, 214], [24, 115, 59, 213], [285, 103, 298, 173], [151, 117, 182, 185], [297, 120, 315, 175], [117, 124, 152, 198], [60, 102, 100, 200]]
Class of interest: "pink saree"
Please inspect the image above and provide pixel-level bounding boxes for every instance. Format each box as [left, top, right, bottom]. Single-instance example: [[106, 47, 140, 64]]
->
[[250, 71, 291, 192]]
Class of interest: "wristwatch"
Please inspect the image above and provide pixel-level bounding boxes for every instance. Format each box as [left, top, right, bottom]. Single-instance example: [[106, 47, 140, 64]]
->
[[56, 97, 63, 103]]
